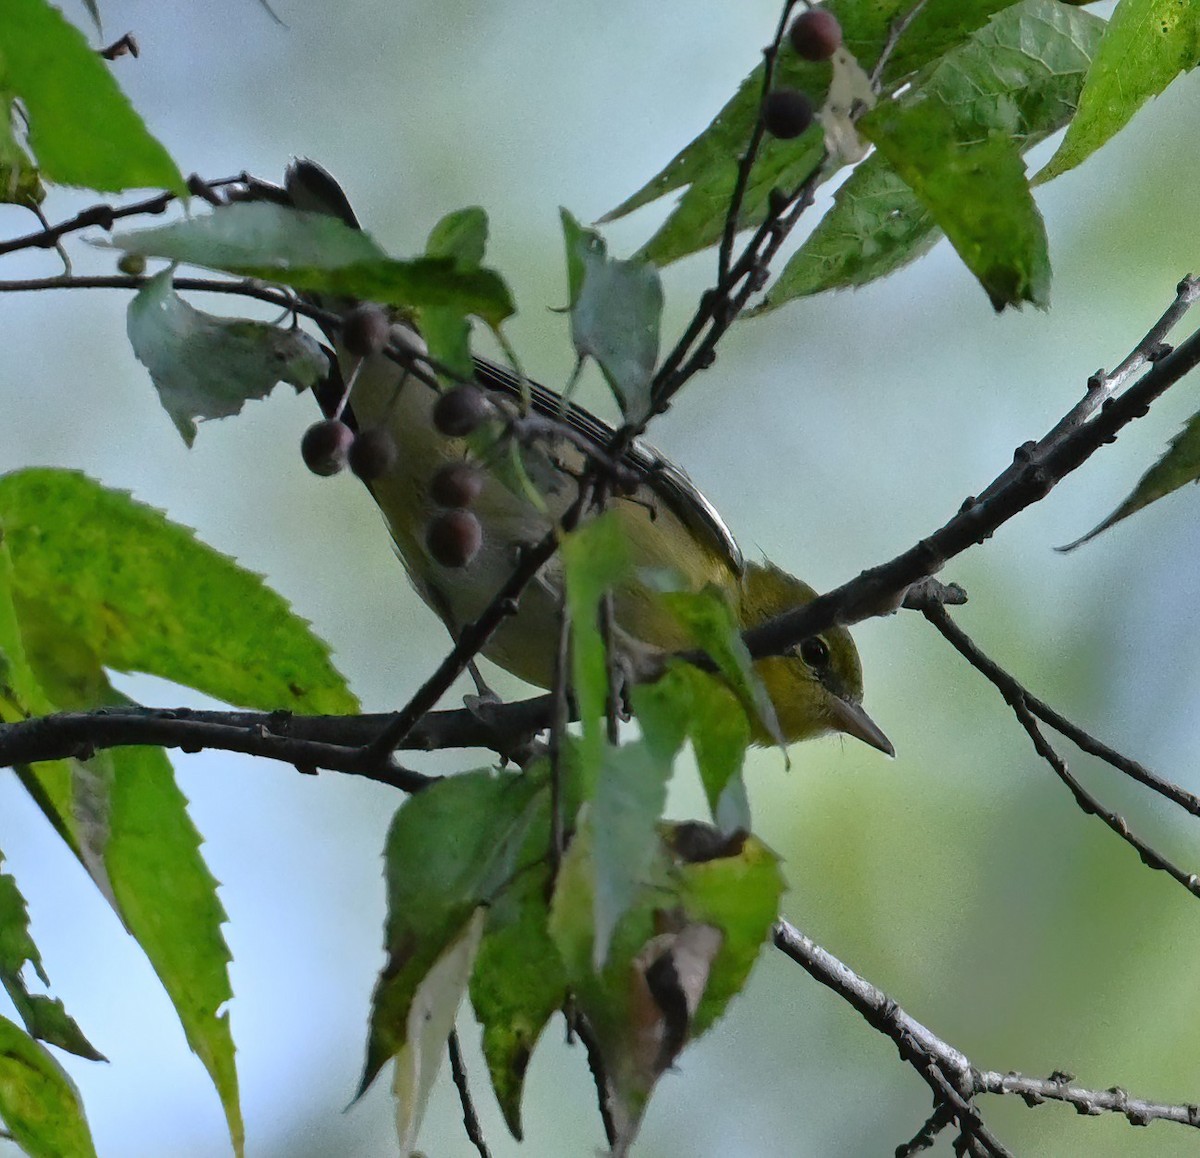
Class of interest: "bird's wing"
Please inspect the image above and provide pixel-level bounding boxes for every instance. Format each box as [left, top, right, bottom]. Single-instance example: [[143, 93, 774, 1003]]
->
[[470, 356, 745, 578]]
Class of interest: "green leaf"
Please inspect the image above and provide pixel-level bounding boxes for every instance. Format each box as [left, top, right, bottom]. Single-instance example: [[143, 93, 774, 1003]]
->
[[468, 751, 577, 1140], [756, 160, 939, 305], [110, 202, 514, 327], [560, 514, 632, 790], [7, 609, 244, 1158], [425, 206, 488, 268], [561, 211, 662, 424], [0, 534, 90, 871], [0, 0, 183, 194], [0, 467, 362, 1157], [392, 909, 486, 1156], [0, 1014, 97, 1158], [1063, 408, 1200, 550], [548, 824, 783, 1152], [861, 95, 1048, 310], [420, 207, 491, 379], [105, 741, 241, 1155], [660, 585, 783, 747], [589, 742, 673, 970], [0, 96, 44, 206], [602, 0, 1025, 267], [0, 853, 101, 1060], [760, 0, 1101, 307], [363, 769, 546, 1093], [632, 663, 751, 833], [127, 269, 329, 446], [470, 870, 565, 1139], [0, 468, 357, 714], [673, 830, 785, 1037], [1038, 0, 1200, 182]]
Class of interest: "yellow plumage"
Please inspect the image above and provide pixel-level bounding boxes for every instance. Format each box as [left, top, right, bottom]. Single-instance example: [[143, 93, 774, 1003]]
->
[[286, 160, 890, 753]]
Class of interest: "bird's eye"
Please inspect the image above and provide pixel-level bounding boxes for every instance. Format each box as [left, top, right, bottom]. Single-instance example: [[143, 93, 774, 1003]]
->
[[799, 636, 830, 670]]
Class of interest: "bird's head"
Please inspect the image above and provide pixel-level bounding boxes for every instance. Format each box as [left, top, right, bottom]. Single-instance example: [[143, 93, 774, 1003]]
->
[[739, 561, 892, 754]]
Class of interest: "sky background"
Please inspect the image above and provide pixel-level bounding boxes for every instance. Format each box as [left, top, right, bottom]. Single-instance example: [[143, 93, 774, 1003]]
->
[[3, 1, 1200, 1155]]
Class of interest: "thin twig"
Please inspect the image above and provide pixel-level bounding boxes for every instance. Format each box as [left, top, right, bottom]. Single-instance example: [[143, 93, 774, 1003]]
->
[[718, 0, 803, 283], [447, 1027, 491, 1158], [0, 177, 248, 257], [923, 603, 1200, 899], [773, 919, 1200, 1146], [896, 1102, 954, 1157], [922, 604, 1200, 816], [870, 0, 931, 89]]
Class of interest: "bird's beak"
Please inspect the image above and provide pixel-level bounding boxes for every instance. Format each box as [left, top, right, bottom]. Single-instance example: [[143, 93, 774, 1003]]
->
[[829, 696, 894, 757]]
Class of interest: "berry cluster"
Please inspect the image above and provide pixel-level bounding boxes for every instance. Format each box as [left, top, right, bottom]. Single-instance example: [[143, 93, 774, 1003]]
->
[[761, 7, 842, 141], [300, 303, 495, 569]]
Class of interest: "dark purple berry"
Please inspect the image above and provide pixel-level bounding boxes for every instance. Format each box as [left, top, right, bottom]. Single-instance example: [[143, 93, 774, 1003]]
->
[[432, 385, 492, 438], [426, 509, 483, 568], [430, 461, 484, 509], [348, 428, 398, 480], [789, 9, 842, 61], [301, 419, 354, 476], [341, 305, 391, 357], [762, 88, 815, 140]]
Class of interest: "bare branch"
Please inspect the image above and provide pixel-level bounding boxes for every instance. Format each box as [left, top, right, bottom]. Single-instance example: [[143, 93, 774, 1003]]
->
[[923, 603, 1200, 817], [743, 312, 1200, 660], [974, 1070, 1200, 1128], [718, 0, 804, 282], [924, 603, 1200, 899], [773, 920, 1011, 1158], [774, 919, 1200, 1149]]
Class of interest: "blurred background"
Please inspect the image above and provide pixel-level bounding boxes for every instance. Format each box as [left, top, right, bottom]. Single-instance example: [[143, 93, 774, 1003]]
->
[[2, 0, 1200, 1154]]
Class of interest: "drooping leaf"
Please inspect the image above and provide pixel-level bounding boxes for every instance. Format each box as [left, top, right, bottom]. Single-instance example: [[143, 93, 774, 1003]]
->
[[420, 206, 491, 378], [1062, 408, 1200, 550], [127, 269, 329, 446], [589, 742, 673, 970], [1038, 0, 1200, 182], [362, 769, 545, 1093], [860, 94, 1049, 310], [0, 468, 357, 715], [0, 468, 363, 1158], [468, 751, 579, 1140], [561, 211, 662, 424], [0, 853, 101, 1060], [760, 0, 1101, 307], [0, 0, 183, 194], [469, 859, 566, 1140], [660, 585, 783, 747], [393, 909, 486, 1156], [560, 513, 632, 790], [105, 740, 241, 1154], [633, 663, 752, 833], [8, 611, 244, 1158], [602, 0, 1028, 267], [673, 829, 785, 1037], [109, 202, 514, 326], [0, 96, 44, 206], [548, 824, 784, 1155], [0, 1014, 97, 1158]]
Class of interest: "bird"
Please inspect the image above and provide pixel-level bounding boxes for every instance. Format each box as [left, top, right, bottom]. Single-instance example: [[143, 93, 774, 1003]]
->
[[275, 159, 891, 754]]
